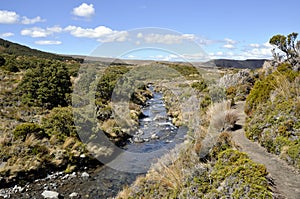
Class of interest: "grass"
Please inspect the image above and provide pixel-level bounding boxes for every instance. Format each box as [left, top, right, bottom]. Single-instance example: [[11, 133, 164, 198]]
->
[[117, 130, 272, 199]]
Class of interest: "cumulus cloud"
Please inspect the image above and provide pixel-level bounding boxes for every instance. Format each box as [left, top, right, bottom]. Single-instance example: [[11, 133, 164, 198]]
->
[[0, 32, 14, 37], [210, 42, 273, 60], [222, 38, 238, 49], [223, 44, 235, 49], [21, 16, 45, 24], [137, 32, 143, 38], [0, 10, 19, 24], [249, 43, 260, 48], [64, 25, 128, 42], [0, 10, 44, 24], [35, 40, 62, 45], [245, 42, 273, 58], [138, 33, 196, 44], [148, 54, 180, 61], [182, 52, 210, 61], [224, 38, 237, 45], [243, 47, 272, 58], [124, 55, 136, 59], [72, 3, 95, 18], [21, 26, 62, 38]]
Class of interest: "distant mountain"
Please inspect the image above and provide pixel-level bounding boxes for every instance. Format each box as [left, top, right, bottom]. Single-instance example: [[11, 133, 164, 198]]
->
[[0, 38, 83, 63], [76, 56, 267, 69], [201, 59, 267, 69]]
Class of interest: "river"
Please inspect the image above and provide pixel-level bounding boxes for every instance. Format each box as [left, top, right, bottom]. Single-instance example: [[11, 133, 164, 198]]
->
[[1, 85, 187, 199]]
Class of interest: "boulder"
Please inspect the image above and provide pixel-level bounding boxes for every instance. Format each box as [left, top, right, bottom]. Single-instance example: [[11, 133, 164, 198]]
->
[[41, 190, 60, 199]]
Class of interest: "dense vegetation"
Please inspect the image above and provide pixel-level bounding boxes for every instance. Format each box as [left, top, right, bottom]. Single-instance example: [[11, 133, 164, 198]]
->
[[245, 63, 300, 169]]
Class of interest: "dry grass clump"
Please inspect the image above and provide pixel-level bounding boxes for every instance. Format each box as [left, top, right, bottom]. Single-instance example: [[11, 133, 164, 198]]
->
[[198, 101, 238, 159], [208, 100, 238, 133]]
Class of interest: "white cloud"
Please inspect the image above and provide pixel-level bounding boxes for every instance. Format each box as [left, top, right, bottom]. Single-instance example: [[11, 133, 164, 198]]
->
[[141, 33, 196, 44], [21, 16, 45, 24], [35, 40, 62, 45], [221, 38, 238, 49], [0, 10, 19, 24], [210, 44, 273, 60], [249, 43, 260, 48], [223, 44, 235, 49], [182, 52, 210, 61], [243, 47, 272, 58], [137, 32, 143, 38], [21, 26, 62, 38], [224, 38, 237, 45], [72, 3, 95, 18], [0, 10, 44, 25], [125, 55, 136, 59], [148, 54, 180, 61], [263, 42, 273, 48], [0, 32, 14, 37], [64, 25, 128, 42]]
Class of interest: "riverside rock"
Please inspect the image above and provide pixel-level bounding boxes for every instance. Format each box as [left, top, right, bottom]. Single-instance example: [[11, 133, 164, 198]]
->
[[69, 192, 79, 198], [41, 190, 59, 199], [81, 172, 89, 179]]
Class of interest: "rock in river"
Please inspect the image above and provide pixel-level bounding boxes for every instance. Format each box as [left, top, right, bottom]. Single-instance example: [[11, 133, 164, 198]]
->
[[41, 190, 60, 199]]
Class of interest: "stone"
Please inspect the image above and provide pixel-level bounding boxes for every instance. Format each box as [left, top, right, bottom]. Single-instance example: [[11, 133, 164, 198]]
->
[[80, 154, 86, 158], [41, 190, 60, 199], [69, 192, 79, 198], [133, 137, 144, 143], [81, 172, 89, 179], [151, 133, 159, 139]]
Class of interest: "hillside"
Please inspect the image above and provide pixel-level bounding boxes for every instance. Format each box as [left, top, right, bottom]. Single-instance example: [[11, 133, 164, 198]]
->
[[0, 38, 83, 63]]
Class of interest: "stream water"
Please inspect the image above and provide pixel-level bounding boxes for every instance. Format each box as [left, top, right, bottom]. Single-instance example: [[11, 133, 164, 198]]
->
[[1, 86, 187, 199]]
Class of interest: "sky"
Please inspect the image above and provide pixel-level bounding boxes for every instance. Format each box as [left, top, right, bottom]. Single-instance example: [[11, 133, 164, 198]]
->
[[0, 0, 299, 61]]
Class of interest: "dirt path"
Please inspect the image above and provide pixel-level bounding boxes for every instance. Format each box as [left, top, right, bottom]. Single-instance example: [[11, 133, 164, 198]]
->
[[231, 101, 300, 199]]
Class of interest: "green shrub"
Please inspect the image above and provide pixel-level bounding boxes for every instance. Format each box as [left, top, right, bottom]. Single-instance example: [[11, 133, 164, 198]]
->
[[95, 65, 129, 105], [42, 106, 77, 142], [13, 123, 46, 141], [191, 80, 207, 92], [245, 78, 274, 114], [18, 60, 72, 109]]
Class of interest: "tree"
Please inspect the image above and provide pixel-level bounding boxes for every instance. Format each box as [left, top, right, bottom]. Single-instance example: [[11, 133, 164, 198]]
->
[[19, 60, 72, 109], [269, 32, 300, 66]]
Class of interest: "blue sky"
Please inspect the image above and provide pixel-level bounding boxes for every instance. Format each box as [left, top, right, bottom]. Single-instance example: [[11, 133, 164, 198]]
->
[[0, 0, 299, 61]]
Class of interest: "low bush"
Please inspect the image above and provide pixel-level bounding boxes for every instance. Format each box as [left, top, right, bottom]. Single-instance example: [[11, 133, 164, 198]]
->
[[13, 123, 47, 141]]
